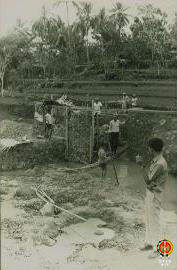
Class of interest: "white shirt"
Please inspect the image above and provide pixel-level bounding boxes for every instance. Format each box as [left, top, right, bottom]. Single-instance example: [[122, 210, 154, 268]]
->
[[45, 113, 53, 124], [132, 97, 138, 106], [93, 101, 102, 115], [148, 154, 168, 181], [109, 119, 120, 133]]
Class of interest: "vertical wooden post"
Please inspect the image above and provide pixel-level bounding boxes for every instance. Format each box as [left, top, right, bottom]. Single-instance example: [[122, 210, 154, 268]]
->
[[42, 103, 46, 137], [89, 126, 92, 164], [89, 100, 95, 163], [33, 103, 37, 137], [65, 106, 69, 158], [105, 101, 107, 112]]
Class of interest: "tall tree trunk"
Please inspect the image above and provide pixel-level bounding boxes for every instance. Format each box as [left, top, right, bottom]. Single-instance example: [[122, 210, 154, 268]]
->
[[66, 1, 74, 76], [86, 27, 90, 63], [157, 62, 160, 76], [66, 2, 71, 51], [1, 75, 4, 97], [86, 39, 90, 63], [101, 39, 106, 74], [43, 66, 46, 78]]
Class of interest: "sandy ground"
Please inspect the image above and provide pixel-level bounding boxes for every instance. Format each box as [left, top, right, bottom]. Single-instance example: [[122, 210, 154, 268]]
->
[[1, 157, 177, 270]]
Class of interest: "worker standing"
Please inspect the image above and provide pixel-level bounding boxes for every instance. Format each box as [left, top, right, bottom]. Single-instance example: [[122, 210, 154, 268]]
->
[[131, 94, 138, 108], [109, 113, 125, 157], [121, 93, 130, 111], [44, 108, 55, 139], [93, 98, 102, 117]]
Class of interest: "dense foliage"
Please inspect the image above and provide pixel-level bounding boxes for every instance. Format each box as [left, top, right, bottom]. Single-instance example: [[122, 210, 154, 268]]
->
[[0, 2, 177, 92]]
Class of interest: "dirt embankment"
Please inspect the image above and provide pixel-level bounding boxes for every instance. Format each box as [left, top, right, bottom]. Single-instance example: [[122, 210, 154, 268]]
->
[[1, 163, 145, 268]]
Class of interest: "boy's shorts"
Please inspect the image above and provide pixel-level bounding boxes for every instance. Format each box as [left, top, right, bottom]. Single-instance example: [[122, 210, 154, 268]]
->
[[99, 162, 107, 170], [46, 123, 52, 129]]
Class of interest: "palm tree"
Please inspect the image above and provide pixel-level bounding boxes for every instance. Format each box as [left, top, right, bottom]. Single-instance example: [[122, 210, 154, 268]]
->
[[109, 2, 129, 39], [73, 1, 93, 63], [54, 0, 78, 54], [0, 34, 20, 96], [92, 8, 108, 72]]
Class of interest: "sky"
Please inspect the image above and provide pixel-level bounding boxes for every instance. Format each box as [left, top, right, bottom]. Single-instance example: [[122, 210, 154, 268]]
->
[[0, 0, 177, 37]]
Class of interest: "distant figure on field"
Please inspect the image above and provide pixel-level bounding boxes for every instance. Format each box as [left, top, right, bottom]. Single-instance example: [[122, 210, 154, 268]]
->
[[109, 113, 125, 156], [136, 138, 168, 259], [98, 142, 108, 179], [45, 108, 55, 139], [93, 98, 102, 116], [121, 93, 129, 111], [131, 94, 138, 108]]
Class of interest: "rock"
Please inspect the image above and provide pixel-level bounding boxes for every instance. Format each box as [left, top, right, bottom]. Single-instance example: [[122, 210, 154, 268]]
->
[[97, 223, 107, 228], [159, 119, 166, 126], [94, 230, 104, 236], [98, 200, 115, 208], [40, 203, 55, 216], [43, 221, 61, 239]]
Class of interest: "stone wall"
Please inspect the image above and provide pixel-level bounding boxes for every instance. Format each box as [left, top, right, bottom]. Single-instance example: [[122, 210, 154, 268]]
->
[[126, 110, 177, 174]]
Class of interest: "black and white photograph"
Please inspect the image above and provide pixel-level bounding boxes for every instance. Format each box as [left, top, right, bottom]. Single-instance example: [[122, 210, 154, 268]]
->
[[0, 0, 177, 269]]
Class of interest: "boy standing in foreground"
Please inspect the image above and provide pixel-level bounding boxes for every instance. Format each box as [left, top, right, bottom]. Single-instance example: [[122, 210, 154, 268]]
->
[[136, 138, 168, 259], [98, 142, 109, 179]]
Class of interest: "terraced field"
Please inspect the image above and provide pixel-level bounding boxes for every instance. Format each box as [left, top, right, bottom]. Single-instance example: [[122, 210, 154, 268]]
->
[[24, 80, 177, 110], [1, 80, 177, 110]]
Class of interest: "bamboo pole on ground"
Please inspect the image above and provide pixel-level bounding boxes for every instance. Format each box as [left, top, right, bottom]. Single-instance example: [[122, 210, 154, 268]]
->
[[32, 187, 86, 222], [107, 140, 120, 187]]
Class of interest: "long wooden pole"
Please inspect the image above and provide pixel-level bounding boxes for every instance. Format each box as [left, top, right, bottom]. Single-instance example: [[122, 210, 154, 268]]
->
[[89, 127, 92, 163], [108, 140, 119, 187], [32, 187, 87, 222], [111, 158, 119, 186]]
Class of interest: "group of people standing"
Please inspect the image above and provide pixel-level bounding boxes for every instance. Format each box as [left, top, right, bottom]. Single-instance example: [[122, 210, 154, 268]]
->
[[93, 93, 138, 116], [122, 92, 138, 110], [40, 97, 169, 260]]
